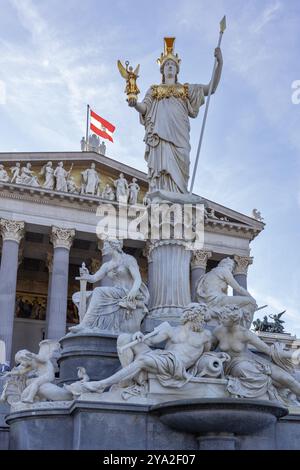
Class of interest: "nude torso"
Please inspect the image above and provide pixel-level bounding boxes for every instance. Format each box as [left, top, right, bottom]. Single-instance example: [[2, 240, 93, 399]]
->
[[213, 326, 248, 356], [164, 327, 211, 369]]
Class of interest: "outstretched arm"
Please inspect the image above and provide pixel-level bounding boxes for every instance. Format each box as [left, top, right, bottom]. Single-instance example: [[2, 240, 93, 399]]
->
[[202, 47, 223, 96], [141, 322, 173, 346], [80, 260, 112, 284], [246, 330, 272, 355], [224, 271, 255, 301], [127, 257, 142, 301], [128, 98, 147, 115]]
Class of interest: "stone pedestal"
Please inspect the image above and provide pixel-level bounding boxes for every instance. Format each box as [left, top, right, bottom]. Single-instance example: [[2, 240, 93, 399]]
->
[[58, 333, 120, 384], [6, 397, 295, 450], [144, 240, 191, 331]]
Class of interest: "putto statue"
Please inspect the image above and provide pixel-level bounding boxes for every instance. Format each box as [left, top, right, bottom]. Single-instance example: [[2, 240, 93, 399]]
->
[[81, 163, 100, 196], [54, 162, 73, 192], [128, 178, 140, 205], [69, 239, 149, 335], [67, 303, 229, 396], [127, 37, 223, 194], [196, 257, 257, 325], [0, 340, 71, 404], [40, 161, 55, 190]]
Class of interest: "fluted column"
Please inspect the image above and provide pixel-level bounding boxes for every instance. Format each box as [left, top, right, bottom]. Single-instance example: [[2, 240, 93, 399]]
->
[[146, 240, 191, 320], [190, 250, 212, 301], [45, 251, 53, 328], [0, 219, 25, 363], [233, 255, 253, 292], [46, 227, 75, 340]]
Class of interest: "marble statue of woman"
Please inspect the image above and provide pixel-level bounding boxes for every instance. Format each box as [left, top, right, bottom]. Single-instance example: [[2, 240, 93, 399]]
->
[[69, 239, 149, 334], [40, 162, 55, 189], [81, 163, 100, 195], [128, 38, 223, 194], [212, 306, 300, 404], [54, 162, 73, 192], [113, 173, 129, 203], [128, 178, 140, 205]]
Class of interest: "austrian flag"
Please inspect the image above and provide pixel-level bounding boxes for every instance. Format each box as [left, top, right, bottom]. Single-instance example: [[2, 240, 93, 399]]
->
[[90, 108, 116, 143]]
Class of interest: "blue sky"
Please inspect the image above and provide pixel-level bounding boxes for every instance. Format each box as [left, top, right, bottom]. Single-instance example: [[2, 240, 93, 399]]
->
[[0, 0, 300, 334]]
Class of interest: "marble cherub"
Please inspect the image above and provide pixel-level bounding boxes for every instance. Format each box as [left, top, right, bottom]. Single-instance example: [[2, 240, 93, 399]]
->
[[0, 340, 72, 404]]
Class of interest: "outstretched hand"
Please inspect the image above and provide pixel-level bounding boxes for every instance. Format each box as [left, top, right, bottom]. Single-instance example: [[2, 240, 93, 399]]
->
[[128, 97, 137, 107]]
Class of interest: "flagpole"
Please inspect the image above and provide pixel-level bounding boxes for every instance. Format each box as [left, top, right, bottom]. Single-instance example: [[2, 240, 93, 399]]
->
[[85, 104, 90, 151], [189, 16, 226, 194]]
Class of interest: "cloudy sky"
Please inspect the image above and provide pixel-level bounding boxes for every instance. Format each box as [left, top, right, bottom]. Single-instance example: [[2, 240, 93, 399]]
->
[[0, 0, 300, 334]]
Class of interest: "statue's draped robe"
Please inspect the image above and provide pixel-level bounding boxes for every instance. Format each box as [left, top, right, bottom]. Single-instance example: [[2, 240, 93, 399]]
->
[[140, 84, 205, 193]]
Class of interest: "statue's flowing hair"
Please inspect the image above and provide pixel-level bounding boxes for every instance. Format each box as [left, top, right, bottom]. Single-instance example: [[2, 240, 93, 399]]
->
[[181, 303, 210, 331], [220, 305, 244, 326]]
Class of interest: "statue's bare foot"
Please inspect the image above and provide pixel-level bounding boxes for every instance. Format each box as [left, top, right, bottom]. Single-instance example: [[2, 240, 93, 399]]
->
[[21, 397, 34, 404], [82, 382, 106, 394]]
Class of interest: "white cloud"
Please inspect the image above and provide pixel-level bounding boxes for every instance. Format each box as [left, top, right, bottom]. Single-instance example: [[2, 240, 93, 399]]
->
[[0, 80, 6, 104], [250, 1, 282, 33]]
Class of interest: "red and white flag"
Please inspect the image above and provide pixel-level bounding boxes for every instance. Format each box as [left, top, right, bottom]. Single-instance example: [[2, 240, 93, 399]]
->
[[89, 108, 116, 143]]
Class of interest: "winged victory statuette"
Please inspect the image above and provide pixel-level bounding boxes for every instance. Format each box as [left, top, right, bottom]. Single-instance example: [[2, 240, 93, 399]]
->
[[117, 60, 140, 101]]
